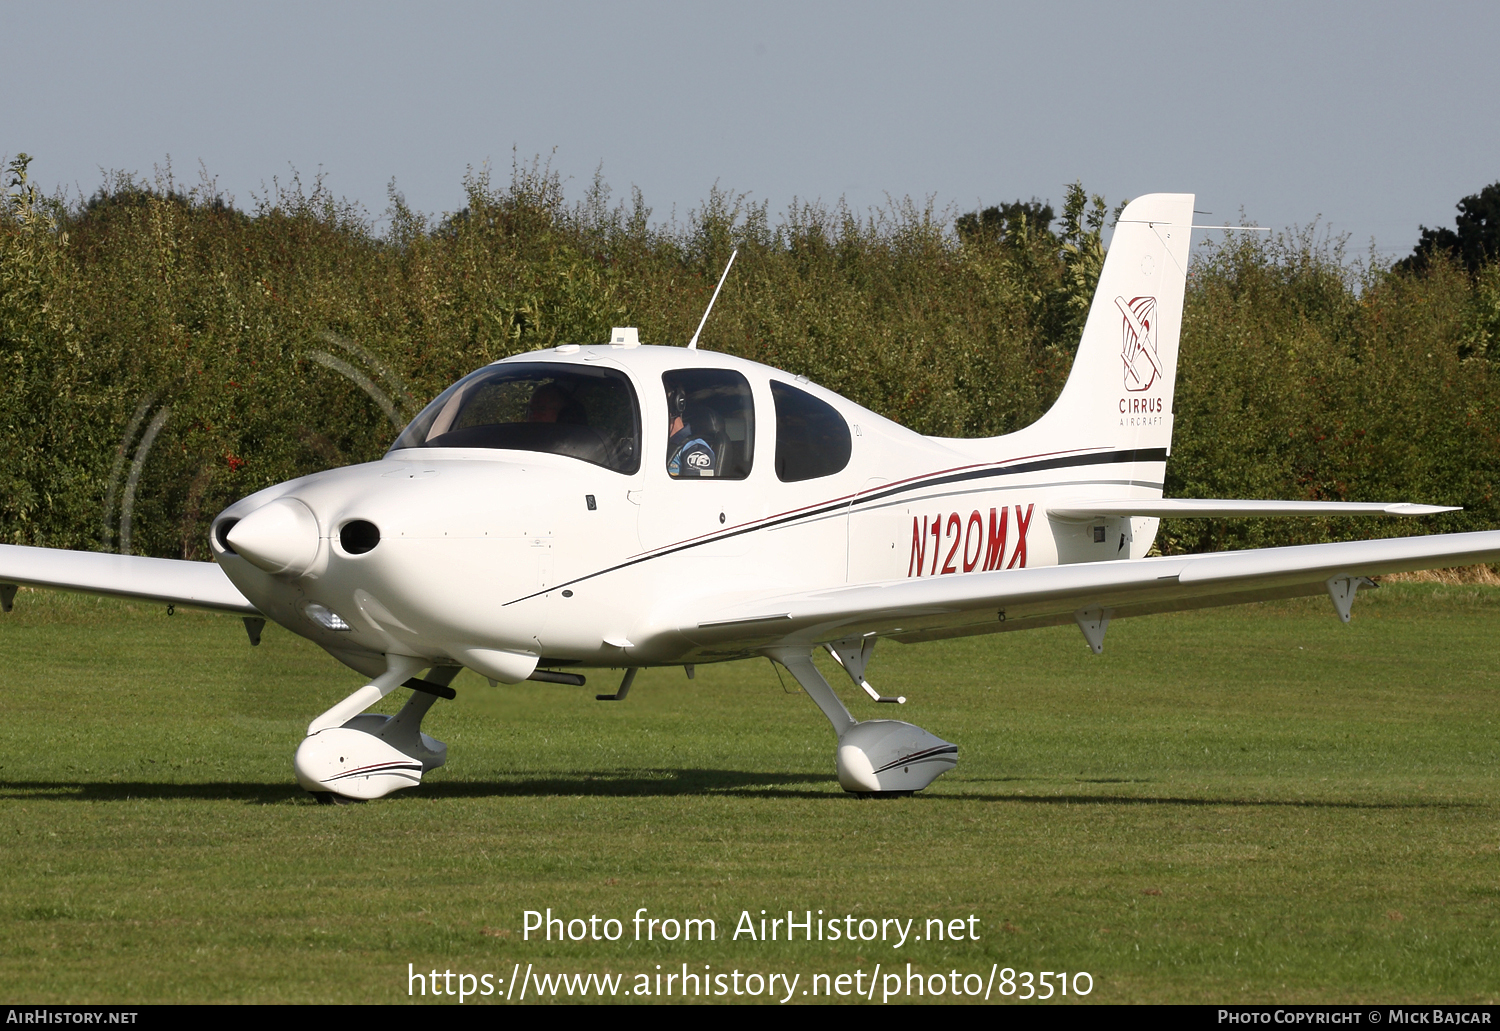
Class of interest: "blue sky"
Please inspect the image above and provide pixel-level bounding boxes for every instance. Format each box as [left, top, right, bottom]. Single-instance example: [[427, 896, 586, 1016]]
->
[[5, 1, 1497, 257]]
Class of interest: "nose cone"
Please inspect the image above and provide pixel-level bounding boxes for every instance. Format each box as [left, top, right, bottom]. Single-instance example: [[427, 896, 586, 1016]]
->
[[226, 497, 322, 576]]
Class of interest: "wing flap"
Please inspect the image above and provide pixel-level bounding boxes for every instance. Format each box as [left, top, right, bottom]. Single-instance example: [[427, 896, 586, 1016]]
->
[[683, 529, 1500, 647], [1179, 531, 1500, 585], [0, 544, 258, 614], [890, 580, 1330, 644]]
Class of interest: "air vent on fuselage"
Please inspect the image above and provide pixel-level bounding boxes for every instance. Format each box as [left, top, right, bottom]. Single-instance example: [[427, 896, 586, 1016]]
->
[[214, 519, 239, 554], [340, 520, 380, 555]]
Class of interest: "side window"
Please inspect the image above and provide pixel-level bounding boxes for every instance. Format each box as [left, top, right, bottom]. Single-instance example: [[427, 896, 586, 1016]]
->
[[662, 369, 755, 479], [772, 381, 851, 482]]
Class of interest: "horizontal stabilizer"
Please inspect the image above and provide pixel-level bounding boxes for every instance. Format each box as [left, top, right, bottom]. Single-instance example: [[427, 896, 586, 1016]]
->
[[1048, 499, 1459, 520], [0, 544, 258, 614]]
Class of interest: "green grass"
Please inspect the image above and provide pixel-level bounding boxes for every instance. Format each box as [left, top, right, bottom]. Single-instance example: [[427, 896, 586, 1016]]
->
[[1, 584, 1497, 1004]]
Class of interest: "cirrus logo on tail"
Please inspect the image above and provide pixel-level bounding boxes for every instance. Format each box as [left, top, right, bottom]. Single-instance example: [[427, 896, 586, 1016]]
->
[[1117, 295, 1159, 392]]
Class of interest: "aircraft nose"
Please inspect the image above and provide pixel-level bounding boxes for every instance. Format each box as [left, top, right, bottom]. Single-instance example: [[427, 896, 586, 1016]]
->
[[225, 497, 322, 576]]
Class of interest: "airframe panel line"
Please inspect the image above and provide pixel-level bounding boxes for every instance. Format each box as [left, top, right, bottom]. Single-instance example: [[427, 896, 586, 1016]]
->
[[850, 478, 1167, 517], [501, 447, 1169, 606], [772, 478, 1166, 530]]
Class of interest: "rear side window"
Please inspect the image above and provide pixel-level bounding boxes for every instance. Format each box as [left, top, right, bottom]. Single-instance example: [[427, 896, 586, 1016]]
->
[[771, 381, 851, 482]]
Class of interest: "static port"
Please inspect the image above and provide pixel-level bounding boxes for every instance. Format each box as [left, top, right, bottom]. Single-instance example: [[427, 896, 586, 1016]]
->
[[340, 520, 381, 555], [215, 519, 239, 554]]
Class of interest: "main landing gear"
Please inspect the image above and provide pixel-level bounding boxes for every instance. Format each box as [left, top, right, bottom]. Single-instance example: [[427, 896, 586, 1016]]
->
[[296, 640, 953, 802], [295, 654, 457, 802], [767, 637, 957, 796]]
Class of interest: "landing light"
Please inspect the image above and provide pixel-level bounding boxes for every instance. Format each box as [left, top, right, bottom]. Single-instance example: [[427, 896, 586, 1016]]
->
[[304, 603, 351, 632]]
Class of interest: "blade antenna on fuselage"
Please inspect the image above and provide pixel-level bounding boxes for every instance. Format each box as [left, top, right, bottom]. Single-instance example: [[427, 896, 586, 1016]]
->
[[687, 248, 738, 350]]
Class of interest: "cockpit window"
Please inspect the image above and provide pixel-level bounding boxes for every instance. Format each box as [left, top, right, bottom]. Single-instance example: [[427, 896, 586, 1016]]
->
[[662, 369, 755, 479], [389, 362, 641, 474]]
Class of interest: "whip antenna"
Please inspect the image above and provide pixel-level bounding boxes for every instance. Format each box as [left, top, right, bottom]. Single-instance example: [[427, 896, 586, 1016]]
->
[[687, 248, 738, 350]]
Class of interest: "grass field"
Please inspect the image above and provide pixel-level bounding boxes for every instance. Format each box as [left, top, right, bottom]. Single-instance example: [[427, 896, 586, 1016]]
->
[[1, 584, 1497, 1004]]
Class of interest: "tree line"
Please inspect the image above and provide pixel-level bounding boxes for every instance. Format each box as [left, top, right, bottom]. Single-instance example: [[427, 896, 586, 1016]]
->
[[2, 154, 1498, 559]]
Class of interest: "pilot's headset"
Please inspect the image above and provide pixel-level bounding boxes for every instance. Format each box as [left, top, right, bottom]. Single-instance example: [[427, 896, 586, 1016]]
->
[[667, 385, 688, 424]]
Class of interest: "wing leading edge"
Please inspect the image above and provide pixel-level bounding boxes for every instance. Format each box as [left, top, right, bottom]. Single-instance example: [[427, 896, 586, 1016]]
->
[[0, 544, 258, 614], [684, 530, 1500, 649]]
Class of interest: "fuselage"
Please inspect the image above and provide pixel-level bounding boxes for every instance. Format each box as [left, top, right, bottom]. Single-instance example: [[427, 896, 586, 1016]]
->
[[210, 344, 1167, 678]]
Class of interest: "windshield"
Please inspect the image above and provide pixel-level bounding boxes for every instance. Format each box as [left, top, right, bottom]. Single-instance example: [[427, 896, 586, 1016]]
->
[[389, 362, 641, 474]]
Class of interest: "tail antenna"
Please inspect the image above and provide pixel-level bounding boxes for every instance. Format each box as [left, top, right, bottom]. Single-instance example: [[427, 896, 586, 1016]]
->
[[687, 248, 738, 350]]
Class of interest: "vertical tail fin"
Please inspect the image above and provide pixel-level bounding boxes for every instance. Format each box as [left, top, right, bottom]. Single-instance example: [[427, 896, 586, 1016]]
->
[[1032, 193, 1194, 457]]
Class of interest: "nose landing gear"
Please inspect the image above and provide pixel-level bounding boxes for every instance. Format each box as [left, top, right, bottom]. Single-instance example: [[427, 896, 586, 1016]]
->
[[295, 655, 457, 802]]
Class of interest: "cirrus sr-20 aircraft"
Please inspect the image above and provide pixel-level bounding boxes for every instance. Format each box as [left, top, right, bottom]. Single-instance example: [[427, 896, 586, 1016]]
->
[[4, 193, 1497, 802]]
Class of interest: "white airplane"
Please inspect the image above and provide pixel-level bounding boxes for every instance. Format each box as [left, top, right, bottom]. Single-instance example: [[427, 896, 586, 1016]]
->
[[4, 193, 1497, 802]]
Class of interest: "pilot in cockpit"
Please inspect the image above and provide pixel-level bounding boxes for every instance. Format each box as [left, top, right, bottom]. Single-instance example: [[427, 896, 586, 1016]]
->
[[527, 383, 569, 423], [665, 386, 717, 477], [529, 383, 588, 426]]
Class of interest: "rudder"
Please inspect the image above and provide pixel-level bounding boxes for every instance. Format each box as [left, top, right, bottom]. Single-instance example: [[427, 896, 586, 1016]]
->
[[1032, 193, 1195, 456]]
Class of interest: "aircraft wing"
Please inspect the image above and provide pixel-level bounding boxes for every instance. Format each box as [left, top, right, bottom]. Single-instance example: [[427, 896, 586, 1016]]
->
[[1048, 498, 1458, 519], [685, 530, 1500, 649], [0, 544, 259, 615]]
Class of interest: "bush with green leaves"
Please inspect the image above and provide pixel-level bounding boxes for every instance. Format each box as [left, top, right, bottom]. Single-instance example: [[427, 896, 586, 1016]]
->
[[2, 157, 1496, 558]]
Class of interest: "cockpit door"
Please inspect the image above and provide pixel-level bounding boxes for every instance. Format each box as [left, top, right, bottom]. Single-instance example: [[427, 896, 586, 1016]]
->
[[637, 368, 759, 556]]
